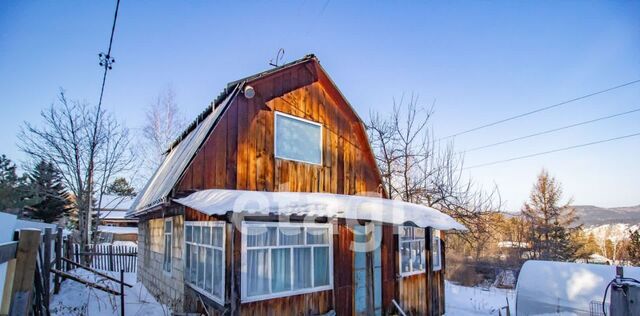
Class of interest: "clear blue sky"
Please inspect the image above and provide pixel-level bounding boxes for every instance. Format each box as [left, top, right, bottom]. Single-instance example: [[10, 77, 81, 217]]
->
[[1, 1, 638, 211]]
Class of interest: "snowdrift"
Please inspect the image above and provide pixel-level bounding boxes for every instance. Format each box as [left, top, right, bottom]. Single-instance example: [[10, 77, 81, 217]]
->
[[516, 260, 640, 315]]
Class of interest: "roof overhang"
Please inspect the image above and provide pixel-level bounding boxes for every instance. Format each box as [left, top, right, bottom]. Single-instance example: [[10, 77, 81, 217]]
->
[[173, 189, 467, 231]]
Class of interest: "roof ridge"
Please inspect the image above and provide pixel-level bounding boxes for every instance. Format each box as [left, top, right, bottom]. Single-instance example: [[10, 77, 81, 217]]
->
[[165, 54, 317, 154]]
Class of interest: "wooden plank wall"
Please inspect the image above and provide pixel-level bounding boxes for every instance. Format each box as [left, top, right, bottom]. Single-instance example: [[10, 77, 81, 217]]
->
[[177, 60, 382, 197]]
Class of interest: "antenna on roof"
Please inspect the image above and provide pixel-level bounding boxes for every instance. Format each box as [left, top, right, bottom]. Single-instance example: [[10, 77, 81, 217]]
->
[[269, 48, 285, 67]]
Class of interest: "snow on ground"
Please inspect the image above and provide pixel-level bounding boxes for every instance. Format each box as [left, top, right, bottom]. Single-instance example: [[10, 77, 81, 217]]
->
[[51, 269, 169, 316], [446, 282, 515, 316]]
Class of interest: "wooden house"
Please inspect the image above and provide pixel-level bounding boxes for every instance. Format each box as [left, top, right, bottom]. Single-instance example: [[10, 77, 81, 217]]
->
[[127, 55, 465, 315]]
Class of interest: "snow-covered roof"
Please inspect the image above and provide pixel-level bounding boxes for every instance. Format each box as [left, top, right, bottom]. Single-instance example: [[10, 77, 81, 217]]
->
[[128, 87, 239, 216], [14, 219, 57, 232], [516, 260, 640, 315], [98, 194, 135, 211], [100, 210, 129, 220], [172, 189, 466, 231], [97, 226, 138, 235]]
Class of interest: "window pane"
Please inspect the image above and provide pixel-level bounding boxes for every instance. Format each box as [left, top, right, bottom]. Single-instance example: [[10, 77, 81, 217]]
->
[[307, 228, 329, 245], [165, 220, 172, 233], [411, 241, 424, 271], [401, 242, 411, 273], [213, 249, 223, 297], [194, 226, 201, 244], [185, 244, 191, 283], [293, 248, 312, 290], [212, 227, 223, 248], [414, 228, 425, 239], [432, 236, 441, 270], [163, 235, 171, 272], [186, 225, 192, 242], [247, 249, 269, 297], [279, 227, 303, 246], [275, 114, 321, 164], [205, 248, 213, 292], [400, 227, 414, 241], [246, 227, 276, 247], [313, 247, 330, 287], [271, 248, 291, 293], [190, 245, 198, 284], [198, 246, 205, 288], [203, 227, 211, 246]]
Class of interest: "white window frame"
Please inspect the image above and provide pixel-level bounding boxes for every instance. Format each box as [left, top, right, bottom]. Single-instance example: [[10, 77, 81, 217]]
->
[[432, 230, 442, 271], [274, 111, 323, 165], [398, 226, 426, 277], [184, 221, 226, 305], [163, 218, 173, 274], [240, 221, 334, 303]]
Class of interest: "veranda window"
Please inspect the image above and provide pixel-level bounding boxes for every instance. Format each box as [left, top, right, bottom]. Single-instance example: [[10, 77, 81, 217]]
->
[[432, 229, 442, 271], [399, 226, 426, 276], [185, 221, 225, 304], [241, 222, 333, 302], [163, 218, 172, 273]]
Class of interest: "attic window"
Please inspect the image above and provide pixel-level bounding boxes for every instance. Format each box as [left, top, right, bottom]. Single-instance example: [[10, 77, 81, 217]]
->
[[274, 112, 322, 165]]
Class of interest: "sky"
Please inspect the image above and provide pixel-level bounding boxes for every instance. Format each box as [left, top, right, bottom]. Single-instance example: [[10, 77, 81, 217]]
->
[[1, 1, 639, 211]]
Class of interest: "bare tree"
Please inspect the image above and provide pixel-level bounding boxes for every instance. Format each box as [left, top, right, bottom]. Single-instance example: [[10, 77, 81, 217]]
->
[[138, 87, 185, 180], [367, 94, 501, 251], [19, 90, 134, 261]]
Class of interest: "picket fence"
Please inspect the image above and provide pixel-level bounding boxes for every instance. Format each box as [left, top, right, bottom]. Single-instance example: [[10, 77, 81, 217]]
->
[[70, 243, 138, 273]]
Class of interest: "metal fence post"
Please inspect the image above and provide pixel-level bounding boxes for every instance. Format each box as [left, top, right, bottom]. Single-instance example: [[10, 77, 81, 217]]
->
[[120, 269, 125, 316]]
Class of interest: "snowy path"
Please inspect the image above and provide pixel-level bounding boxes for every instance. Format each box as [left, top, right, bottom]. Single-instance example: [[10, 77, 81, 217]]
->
[[445, 282, 515, 316], [50, 269, 169, 316]]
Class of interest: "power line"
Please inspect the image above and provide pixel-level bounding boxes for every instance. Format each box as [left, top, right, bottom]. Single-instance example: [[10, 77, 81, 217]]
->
[[464, 132, 640, 170], [461, 107, 640, 153], [96, 0, 121, 111], [439, 79, 640, 141]]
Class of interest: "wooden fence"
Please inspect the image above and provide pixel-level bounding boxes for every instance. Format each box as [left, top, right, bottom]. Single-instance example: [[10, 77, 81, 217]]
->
[[0, 228, 138, 316], [69, 243, 137, 273], [0, 228, 58, 316]]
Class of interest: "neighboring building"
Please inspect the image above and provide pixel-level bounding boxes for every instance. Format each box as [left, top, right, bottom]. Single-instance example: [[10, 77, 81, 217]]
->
[[127, 55, 465, 315], [97, 195, 138, 243]]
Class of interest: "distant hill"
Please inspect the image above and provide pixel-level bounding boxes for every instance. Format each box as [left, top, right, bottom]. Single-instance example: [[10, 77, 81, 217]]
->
[[573, 205, 640, 226]]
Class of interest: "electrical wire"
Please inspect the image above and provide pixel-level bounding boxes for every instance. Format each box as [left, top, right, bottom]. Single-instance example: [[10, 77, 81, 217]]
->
[[461, 107, 640, 153], [96, 0, 121, 111], [602, 277, 640, 316], [464, 132, 640, 169], [438, 79, 640, 141]]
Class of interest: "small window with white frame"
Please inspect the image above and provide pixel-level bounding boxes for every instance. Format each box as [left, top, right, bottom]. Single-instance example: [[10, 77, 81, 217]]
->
[[163, 218, 173, 273], [432, 229, 442, 271], [184, 221, 225, 305], [399, 226, 426, 276], [241, 222, 333, 302], [274, 112, 322, 165]]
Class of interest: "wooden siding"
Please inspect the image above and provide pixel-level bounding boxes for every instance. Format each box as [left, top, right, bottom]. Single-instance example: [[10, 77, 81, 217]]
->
[[165, 59, 449, 315], [176, 60, 382, 197]]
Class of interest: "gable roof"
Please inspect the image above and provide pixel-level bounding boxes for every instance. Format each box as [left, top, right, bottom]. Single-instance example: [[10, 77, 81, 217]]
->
[[128, 54, 382, 217], [128, 55, 320, 217]]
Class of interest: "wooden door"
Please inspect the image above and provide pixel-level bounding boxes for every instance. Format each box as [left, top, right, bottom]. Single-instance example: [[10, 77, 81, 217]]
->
[[354, 223, 382, 316]]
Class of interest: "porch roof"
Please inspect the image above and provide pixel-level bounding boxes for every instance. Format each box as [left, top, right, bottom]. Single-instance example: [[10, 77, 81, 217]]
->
[[173, 189, 467, 231]]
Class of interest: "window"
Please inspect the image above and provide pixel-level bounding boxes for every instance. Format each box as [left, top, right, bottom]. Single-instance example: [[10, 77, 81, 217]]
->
[[432, 230, 442, 271], [163, 218, 173, 273], [185, 221, 225, 304], [399, 226, 426, 276], [241, 222, 333, 302], [274, 112, 322, 165]]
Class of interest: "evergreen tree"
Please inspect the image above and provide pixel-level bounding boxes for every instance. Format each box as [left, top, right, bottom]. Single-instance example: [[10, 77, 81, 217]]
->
[[0, 154, 29, 212], [26, 160, 72, 223], [522, 169, 581, 261], [106, 177, 136, 197], [624, 230, 640, 265]]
